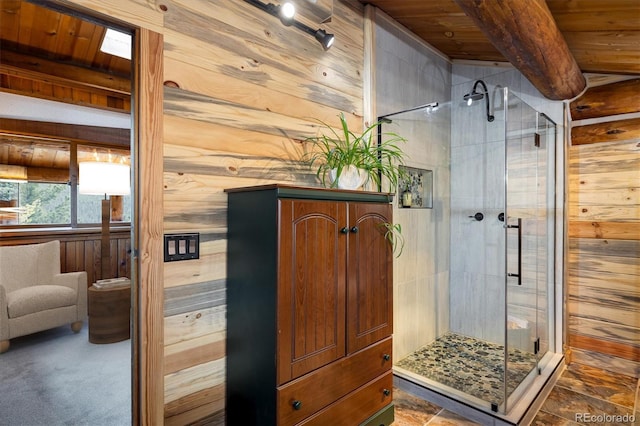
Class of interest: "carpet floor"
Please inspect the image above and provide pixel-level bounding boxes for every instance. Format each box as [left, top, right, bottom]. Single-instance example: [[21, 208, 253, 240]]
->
[[0, 324, 130, 425]]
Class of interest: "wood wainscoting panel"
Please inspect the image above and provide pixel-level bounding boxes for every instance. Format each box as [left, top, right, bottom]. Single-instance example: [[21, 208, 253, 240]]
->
[[0, 229, 131, 285]]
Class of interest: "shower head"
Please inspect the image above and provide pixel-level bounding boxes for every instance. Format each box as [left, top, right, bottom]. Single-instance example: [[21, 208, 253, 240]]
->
[[463, 91, 484, 106], [463, 80, 494, 122]]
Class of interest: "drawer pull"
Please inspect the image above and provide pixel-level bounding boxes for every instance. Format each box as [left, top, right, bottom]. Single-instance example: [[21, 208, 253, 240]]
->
[[382, 388, 391, 397], [382, 353, 390, 361], [292, 400, 302, 410]]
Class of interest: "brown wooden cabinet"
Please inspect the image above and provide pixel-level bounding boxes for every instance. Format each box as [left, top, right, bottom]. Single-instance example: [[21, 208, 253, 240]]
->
[[226, 185, 394, 426]]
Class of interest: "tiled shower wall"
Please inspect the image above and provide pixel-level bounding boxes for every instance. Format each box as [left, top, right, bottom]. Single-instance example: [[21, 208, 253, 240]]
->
[[449, 64, 565, 347], [373, 11, 452, 361], [374, 11, 565, 361]]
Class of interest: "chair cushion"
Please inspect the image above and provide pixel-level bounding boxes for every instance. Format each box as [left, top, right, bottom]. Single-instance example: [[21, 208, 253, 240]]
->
[[7, 285, 76, 318]]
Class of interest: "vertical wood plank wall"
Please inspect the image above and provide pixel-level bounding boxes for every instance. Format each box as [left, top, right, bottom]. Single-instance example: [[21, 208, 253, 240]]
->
[[567, 79, 640, 377]]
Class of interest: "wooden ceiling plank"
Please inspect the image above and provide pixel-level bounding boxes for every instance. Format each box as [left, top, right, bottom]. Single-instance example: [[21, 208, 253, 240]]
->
[[0, 0, 22, 42], [30, 4, 61, 54], [0, 48, 131, 94], [16, 0, 35, 47], [570, 79, 640, 120], [563, 30, 640, 50], [453, 0, 586, 100], [71, 20, 94, 62], [548, 0, 640, 31], [54, 14, 82, 61]]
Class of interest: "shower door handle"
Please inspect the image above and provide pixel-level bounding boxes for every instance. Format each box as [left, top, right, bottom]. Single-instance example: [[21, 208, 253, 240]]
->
[[507, 218, 522, 286]]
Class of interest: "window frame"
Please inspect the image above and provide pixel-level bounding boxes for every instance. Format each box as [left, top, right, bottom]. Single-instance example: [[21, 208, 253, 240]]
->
[[0, 124, 131, 230]]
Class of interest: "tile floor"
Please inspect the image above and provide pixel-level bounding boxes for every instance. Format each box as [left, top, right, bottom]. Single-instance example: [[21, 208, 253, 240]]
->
[[393, 363, 639, 425]]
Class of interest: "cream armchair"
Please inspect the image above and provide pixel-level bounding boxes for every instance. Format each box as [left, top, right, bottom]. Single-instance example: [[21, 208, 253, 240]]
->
[[0, 240, 87, 353]]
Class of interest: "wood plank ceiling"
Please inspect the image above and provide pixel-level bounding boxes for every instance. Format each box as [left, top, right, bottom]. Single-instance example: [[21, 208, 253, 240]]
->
[[0, 0, 131, 112], [0, 0, 131, 180], [360, 0, 640, 75]]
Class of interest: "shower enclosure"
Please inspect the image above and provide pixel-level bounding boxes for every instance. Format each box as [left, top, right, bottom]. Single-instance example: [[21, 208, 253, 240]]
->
[[382, 84, 560, 417]]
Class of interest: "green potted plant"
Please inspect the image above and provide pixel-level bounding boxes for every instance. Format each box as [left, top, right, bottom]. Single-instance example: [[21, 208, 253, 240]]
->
[[304, 112, 407, 192], [380, 221, 405, 258]]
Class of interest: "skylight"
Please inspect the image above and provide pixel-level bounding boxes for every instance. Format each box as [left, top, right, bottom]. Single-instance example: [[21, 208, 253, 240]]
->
[[100, 28, 131, 60]]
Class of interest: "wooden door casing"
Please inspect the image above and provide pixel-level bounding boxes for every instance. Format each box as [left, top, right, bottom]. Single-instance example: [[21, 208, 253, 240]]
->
[[347, 202, 393, 354], [277, 199, 347, 385]]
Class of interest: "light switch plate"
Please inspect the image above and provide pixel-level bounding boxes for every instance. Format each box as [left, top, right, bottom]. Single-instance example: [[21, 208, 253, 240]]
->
[[164, 233, 199, 262]]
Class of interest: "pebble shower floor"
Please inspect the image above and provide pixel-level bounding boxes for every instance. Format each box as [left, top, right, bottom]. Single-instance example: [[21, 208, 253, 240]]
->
[[396, 332, 537, 406]]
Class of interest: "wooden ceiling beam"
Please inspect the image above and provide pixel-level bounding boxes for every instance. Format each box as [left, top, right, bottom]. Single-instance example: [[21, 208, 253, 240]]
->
[[0, 48, 131, 95], [453, 0, 586, 100], [0, 118, 130, 147], [27, 166, 70, 183], [570, 79, 640, 120]]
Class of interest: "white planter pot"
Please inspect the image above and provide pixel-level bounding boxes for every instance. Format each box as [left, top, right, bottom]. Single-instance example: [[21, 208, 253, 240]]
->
[[329, 165, 367, 190]]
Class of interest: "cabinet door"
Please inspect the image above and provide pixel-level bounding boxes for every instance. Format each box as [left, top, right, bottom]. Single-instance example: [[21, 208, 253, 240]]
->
[[277, 199, 347, 385], [347, 202, 393, 354]]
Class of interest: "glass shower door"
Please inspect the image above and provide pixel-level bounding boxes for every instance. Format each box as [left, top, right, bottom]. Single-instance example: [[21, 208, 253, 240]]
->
[[504, 90, 550, 410]]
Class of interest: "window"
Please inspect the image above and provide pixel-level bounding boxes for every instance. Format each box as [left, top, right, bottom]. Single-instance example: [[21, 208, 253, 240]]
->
[[0, 181, 70, 225], [0, 137, 130, 227], [77, 144, 131, 224]]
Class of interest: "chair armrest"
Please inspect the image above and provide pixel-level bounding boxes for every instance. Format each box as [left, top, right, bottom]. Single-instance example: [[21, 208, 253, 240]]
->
[[53, 272, 88, 320], [0, 285, 8, 340]]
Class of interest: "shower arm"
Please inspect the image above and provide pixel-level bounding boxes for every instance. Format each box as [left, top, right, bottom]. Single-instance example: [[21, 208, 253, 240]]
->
[[472, 80, 495, 123]]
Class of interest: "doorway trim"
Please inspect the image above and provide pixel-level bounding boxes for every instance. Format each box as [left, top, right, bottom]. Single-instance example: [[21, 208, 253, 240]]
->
[[132, 27, 165, 425]]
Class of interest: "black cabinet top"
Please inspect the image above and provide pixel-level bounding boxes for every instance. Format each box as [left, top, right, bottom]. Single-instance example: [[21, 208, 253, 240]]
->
[[225, 184, 394, 203]]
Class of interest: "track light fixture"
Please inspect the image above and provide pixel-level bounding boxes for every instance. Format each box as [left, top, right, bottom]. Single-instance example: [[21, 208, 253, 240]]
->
[[244, 0, 335, 50]]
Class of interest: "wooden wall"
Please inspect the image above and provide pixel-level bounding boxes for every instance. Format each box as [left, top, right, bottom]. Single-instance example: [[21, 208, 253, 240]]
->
[[567, 78, 640, 377], [160, 2, 364, 423], [0, 229, 131, 285]]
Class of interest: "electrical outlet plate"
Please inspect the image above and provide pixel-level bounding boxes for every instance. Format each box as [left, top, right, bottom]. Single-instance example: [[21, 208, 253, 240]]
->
[[164, 233, 199, 262]]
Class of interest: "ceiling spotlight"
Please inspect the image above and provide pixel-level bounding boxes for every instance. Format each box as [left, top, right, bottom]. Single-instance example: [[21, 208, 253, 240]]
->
[[314, 29, 335, 50], [279, 2, 295, 25]]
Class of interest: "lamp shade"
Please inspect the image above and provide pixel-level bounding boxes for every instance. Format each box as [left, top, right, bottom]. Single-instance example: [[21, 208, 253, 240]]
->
[[79, 162, 130, 195]]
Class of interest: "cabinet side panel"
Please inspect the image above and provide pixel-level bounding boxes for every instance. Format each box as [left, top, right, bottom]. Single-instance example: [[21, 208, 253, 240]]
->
[[226, 190, 278, 425]]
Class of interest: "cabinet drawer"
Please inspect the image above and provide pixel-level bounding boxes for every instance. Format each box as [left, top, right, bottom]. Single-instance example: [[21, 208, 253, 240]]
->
[[297, 371, 393, 426], [277, 337, 392, 425]]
